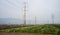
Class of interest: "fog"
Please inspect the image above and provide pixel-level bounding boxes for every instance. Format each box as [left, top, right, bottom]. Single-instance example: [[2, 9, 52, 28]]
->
[[0, 0, 60, 24]]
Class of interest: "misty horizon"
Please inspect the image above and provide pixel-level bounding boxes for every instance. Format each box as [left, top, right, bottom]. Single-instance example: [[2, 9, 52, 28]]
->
[[0, 0, 60, 24]]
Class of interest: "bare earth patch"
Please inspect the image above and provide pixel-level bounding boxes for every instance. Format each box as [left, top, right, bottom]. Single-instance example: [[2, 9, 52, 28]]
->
[[0, 32, 55, 35]]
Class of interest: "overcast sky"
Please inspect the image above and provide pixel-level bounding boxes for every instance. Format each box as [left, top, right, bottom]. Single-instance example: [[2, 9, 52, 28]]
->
[[0, 0, 60, 23]]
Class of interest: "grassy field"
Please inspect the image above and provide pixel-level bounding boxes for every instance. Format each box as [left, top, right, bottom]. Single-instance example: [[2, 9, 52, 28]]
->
[[0, 24, 60, 35]]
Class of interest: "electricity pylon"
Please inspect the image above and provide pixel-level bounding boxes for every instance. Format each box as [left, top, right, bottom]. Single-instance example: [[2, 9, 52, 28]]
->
[[51, 14, 54, 24], [35, 16, 36, 25], [23, 1, 27, 25]]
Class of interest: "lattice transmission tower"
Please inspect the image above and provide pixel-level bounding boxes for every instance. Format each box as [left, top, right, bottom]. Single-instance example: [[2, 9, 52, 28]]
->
[[23, 0, 28, 25]]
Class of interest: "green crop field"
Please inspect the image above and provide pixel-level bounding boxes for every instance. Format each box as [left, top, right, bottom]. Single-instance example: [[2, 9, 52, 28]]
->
[[0, 24, 60, 35]]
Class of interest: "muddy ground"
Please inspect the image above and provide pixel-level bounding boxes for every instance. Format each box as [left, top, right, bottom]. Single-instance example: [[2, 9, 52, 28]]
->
[[0, 33, 55, 35]]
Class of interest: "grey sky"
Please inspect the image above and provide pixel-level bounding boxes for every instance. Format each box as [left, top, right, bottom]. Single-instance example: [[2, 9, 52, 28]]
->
[[0, 0, 60, 23]]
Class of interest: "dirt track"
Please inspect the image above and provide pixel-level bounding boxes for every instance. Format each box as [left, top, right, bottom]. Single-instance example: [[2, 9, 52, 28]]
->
[[0, 33, 55, 35]]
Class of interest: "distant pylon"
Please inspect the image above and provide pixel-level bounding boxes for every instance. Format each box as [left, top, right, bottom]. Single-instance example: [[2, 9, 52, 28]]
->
[[51, 14, 54, 24], [35, 16, 36, 25], [48, 19, 49, 24], [23, 1, 27, 25]]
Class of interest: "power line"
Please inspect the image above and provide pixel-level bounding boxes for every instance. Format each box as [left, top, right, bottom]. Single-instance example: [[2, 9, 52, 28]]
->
[[6, 0, 20, 8]]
